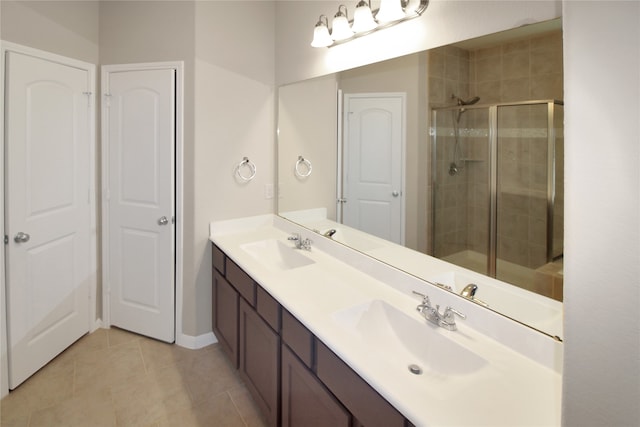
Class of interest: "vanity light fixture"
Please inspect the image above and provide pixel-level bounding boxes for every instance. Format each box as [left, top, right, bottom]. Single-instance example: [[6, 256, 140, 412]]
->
[[310, 0, 429, 48]]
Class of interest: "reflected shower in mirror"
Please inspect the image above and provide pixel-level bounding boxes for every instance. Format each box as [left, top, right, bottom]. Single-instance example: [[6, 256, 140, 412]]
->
[[277, 18, 564, 338]]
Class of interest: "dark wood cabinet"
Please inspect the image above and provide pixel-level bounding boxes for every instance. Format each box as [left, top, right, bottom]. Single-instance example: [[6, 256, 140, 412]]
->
[[239, 298, 280, 427], [226, 258, 256, 306], [316, 340, 406, 427], [281, 344, 350, 427], [211, 243, 411, 427], [281, 309, 314, 369], [212, 270, 239, 368]]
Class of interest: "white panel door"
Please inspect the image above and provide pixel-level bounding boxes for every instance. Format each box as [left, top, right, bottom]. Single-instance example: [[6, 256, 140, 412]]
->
[[5, 51, 91, 389], [343, 94, 405, 244], [105, 68, 175, 343]]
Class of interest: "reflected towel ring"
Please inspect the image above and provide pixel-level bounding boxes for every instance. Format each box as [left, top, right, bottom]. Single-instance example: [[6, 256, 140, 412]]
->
[[295, 156, 312, 178], [235, 157, 256, 182]]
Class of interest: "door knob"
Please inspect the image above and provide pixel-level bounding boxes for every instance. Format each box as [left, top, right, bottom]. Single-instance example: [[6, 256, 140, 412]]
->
[[158, 216, 169, 226], [392, 191, 400, 197], [14, 232, 30, 243]]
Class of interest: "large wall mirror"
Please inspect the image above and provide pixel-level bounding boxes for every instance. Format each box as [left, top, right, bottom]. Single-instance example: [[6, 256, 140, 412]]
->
[[277, 18, 563, 338]]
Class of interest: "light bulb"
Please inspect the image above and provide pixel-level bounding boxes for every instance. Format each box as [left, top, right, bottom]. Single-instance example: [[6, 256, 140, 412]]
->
[[376, 0, 405, 24], [311, 15, 333, 48], [352, 0, 377, 34], [331, 5, 354, 41]]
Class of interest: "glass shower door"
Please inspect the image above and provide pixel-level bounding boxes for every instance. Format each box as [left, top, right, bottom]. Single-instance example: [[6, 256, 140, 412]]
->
[[495, 103, 553, 289], [432, 107, 490, 276]]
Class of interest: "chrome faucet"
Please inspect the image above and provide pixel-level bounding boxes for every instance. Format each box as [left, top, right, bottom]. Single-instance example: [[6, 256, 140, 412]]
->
[[412, 291, 466, 331], [460, 283, 489, 307], [287, 233, 313, 250], [323, 229, 337, 238]]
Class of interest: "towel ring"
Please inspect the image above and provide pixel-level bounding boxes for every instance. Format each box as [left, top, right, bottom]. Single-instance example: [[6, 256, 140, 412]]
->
[[295, 156, 312, 178], [235, 157, 256, 182]]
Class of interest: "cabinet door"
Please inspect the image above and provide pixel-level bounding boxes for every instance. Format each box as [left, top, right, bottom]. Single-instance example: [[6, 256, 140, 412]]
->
[[239, 298, 280, 427], [213, 270, 239, 368], [316, 340, 406, 427], [282, 344, 350, 427]]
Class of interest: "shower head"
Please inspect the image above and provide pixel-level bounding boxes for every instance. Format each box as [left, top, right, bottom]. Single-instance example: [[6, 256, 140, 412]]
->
[[454, 95, 480, 106], [452, 94, 481, 123]]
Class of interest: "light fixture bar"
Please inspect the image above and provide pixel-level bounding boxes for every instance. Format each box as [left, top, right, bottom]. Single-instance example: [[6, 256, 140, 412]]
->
[[310, 0, 429, 48]]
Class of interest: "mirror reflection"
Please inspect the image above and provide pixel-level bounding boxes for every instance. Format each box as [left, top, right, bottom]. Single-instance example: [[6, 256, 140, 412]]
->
[[277, 19, 563, 338]]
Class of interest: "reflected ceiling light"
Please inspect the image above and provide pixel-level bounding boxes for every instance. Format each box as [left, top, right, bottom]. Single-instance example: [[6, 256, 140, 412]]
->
[[310, 15, 333, 47], [376, 0, 405, 24], [311, 0, 429, 48], [331, 5, 354, 41], [352, 0, 377, 34]]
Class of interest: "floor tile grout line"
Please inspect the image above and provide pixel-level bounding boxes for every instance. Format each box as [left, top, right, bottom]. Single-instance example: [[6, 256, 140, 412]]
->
[[227, 389, 250, 427], [137, 339, 150, 375]]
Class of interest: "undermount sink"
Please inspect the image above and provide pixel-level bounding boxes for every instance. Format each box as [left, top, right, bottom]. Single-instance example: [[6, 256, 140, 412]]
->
[[332, 300, 487, 376], [241, 239, 315, 271]]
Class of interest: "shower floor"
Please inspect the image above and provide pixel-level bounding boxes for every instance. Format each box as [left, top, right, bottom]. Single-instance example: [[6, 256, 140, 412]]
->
[[441, 250, 563, 301]]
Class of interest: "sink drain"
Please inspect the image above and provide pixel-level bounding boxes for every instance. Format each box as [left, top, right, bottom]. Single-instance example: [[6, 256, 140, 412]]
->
[[408, 364, 423, 375]]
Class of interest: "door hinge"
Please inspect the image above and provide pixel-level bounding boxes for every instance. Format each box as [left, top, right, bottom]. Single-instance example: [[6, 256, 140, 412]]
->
[[104, 93, 112, 108], [83, 91, 93, 108]]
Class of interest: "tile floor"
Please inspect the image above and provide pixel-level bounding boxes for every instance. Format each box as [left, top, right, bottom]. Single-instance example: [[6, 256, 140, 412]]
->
[[1, 328, 267, 427]]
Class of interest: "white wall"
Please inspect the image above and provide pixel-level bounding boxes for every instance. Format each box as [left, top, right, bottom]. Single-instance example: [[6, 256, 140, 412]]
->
[[278, 75, 338, 218], [562, 1, 640, 425], [193, 1, 276, 335], [0, 1, 99, 64]]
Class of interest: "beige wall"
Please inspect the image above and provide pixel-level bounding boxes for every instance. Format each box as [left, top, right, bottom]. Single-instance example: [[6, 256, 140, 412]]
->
[[339, 53, 428, 252], [562, 1, 639, 425], [278, 75, 338, 219], [193, 1, 276, 336], [1, 1, 99, 63]]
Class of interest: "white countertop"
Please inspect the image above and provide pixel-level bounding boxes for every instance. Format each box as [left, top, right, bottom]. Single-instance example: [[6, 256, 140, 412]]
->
[[210, 214, 562, 427]]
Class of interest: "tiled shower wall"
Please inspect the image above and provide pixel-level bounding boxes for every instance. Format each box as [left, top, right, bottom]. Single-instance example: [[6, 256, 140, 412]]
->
[[428, 30, 564, 297]]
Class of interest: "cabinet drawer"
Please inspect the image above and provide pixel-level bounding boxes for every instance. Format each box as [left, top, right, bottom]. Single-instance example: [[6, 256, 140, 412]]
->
[[257, 286, 280, 332], [226, 258, 256, 306], [212, 244, 225, 274], [282, 310, 314, 368], [281, 344, 350, 427], [316, 340, 405, 427]]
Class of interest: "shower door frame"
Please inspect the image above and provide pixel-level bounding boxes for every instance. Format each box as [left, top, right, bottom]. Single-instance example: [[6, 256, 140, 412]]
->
[[431, 99, 564, 279]]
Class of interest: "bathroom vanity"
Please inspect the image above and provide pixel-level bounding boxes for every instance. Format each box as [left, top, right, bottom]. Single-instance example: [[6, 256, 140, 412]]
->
[[210, 214, 562, 426]]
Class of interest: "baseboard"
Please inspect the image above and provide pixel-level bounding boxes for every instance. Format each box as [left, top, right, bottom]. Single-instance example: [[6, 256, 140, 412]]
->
[[91, 318, 104, 333], [176, 331, 218, 350]]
